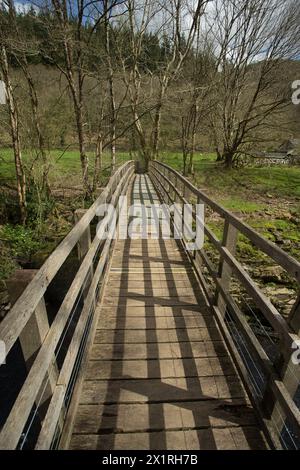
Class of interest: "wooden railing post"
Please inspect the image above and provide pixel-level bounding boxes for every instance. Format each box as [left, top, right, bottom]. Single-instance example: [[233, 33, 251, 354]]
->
[[263, 294, 300, 442], [289, 293, 300, 333], [6, 270, 59, 417], [74, 209, 91, 261], [194, 193, 204, 261], [214, 219, 238, 317], [278, 319, 300, 406], [74, 209, 94, 299]]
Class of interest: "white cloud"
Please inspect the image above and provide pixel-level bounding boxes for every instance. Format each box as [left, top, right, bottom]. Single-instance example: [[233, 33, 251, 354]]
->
[[14, 1, 39, 14]]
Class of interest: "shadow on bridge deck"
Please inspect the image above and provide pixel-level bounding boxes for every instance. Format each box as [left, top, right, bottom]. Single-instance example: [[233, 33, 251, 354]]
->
[[67, 175, 268, 450]]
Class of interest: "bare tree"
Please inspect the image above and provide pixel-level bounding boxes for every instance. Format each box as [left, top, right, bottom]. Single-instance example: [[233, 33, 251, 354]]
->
[[48, 0, 91, 191], [150, 0, 209, 159], [0, 6, 27, 223], [104, 0, 117, 173], [116, 0, 153, 163], [180, 30, 216, 175], [4, 0, 51, 193], [208, 0, 300, 167], [117, 0, 209, 165]]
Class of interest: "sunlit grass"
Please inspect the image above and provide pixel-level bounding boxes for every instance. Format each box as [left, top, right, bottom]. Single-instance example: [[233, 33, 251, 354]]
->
[[0, 148, 130, 185]]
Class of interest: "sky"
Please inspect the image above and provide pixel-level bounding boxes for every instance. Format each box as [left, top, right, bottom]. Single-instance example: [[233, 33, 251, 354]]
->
[[0, 0, 37, 13]]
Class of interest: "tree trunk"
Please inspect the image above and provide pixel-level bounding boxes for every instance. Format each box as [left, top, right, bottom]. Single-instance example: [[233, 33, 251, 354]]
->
[[52, 0, 90, 194], [93, 135, 103, 192], [105, 5, 116, 174], [75, 103, 89, 189], [188, 103, 198, 175], [131, 107, 149, 163], [181, 116, 189, 176], [216, 147, 224, 162], [183, 151, 188, 176], [20, 62, 49, 192], [152, 81, 167, 159], [188, 151, 194, 175], [152, 101, 163, 159], [152, 103, 162, 159], [6, 0, 49, 193], [0, 45, 26, 223], [223, 150, 234, 168]]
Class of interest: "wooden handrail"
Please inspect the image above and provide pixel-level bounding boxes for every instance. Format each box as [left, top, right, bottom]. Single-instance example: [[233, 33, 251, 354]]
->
[[151, 160, 300, 282], [0, 161, 135, 450], [150, 163, 298, 334], [0, 161, 134, 355]]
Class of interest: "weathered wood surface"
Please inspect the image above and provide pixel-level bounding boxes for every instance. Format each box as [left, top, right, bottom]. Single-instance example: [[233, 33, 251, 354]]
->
[[68, 175, 267, 450]]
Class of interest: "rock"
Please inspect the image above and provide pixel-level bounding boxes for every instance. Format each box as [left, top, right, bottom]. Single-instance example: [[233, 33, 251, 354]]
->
[[259, 265, 285, 283], [273, 287, 295, 296], [263, 286, 296, 309], [275, 211, 292, 220], [274, 234, 284, 245]]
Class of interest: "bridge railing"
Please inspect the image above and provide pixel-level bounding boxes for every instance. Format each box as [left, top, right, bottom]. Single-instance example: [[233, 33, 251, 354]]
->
[[0, 161, 135, 450], [149, 160, 300, 450]]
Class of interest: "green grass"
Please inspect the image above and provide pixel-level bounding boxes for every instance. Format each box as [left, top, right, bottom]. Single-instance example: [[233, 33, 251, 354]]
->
[[0, 148, 130, 184], [3, 148, 299, 201], [218, 197, 266, 213], [207, 166, 300, 198], [239, 167, 300, 198], [161, 151, 300, 261], [160, 151, 216, 182], [161, 151, 300, 199], [0, 147, 299, 282]]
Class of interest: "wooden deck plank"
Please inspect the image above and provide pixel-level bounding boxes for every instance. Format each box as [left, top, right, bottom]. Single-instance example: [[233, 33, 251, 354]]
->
[[78, 376, 249, 404], [89, 340, 228, 360], [94, 327, 223, 344], [69, 426, 267, 450], [72, 399, 257, 434], [97, 305, 212, 317], [102, 297, 204, 307], [97, 314, 215, 330], [84, 356, 237, 380], [105, 287, 202, 296]]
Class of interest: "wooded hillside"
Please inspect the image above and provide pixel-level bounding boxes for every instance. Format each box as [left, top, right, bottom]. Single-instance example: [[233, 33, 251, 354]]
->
[[0, 0, 299, 222]]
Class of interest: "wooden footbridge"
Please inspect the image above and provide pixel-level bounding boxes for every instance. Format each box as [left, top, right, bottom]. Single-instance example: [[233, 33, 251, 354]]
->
[[0, 161, 300, 450]]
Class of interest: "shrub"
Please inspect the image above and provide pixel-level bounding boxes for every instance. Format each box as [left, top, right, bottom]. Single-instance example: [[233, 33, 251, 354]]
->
[[0, 225, 43, 264]]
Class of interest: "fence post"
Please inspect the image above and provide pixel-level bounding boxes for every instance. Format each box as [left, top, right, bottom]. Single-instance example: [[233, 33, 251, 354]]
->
[[6, 270, 59, 417], [193, 193, 204, 261], [288, 293, 300, 333], [74, 209, 94, 299], [263, 294, 300, 444], [214, 219, 238, 317]]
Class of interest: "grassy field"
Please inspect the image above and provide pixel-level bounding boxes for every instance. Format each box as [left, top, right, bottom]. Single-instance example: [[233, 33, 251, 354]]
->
[[161, 152, 300, 198], [0, 148, 130, 186], [161, 152, 300, 262], [0, 148, 299, 284], [159, 152, 300, 317], [2, 147, 300, 200]]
